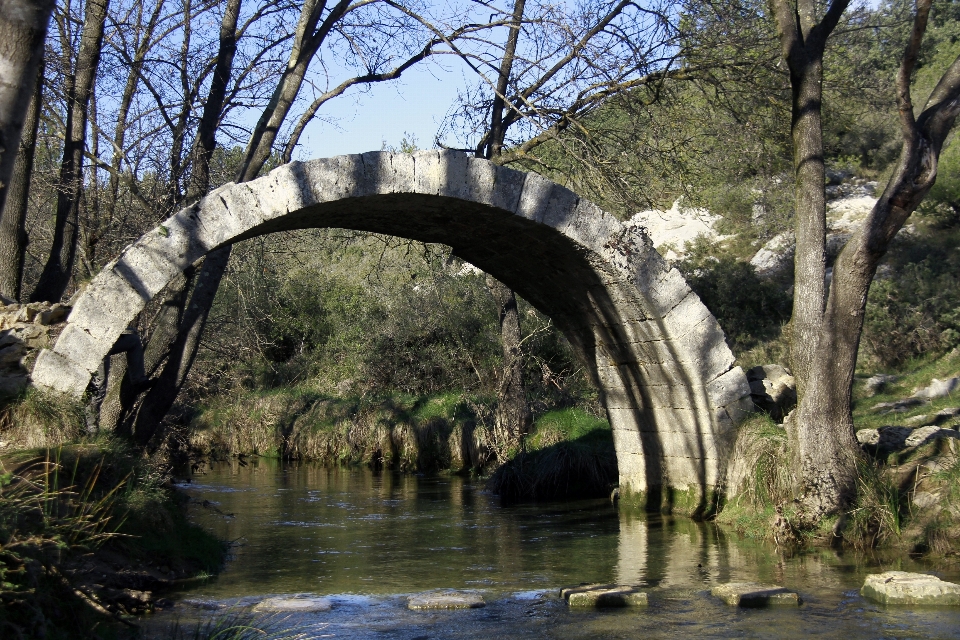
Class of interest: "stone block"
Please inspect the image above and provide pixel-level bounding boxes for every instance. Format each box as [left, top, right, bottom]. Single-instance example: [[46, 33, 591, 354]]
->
[[52, 324, 110, 373], [67, 268, 146, 343], [30, 350, 91, 397], [560, 584, 648, 607], [707, 366, 752, 409], [113, 240, 183, 300], [253, 596, 332, 612], [711, 583, 801, 607], [631, 264, 689, 318], [436, 151, 470, 201], [410, 150, 443, 195], [247, 162, 311, 221], [555, 199, 621, 251], [407, 590, 485, 610], [861, 571, 960, 605], [302, 156, 364, 203]]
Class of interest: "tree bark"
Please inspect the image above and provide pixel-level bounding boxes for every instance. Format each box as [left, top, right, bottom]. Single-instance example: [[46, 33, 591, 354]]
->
[[0, 0, 54, 297], [774, 0, 960, 523], [0, 57, 43, 301], [478, 0, 531, 458], [31, 0, 109, 302], [486, 274, 531, 457]]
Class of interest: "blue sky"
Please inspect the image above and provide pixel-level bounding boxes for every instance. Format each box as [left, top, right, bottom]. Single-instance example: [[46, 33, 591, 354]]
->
[[292, 61, 472, 159]]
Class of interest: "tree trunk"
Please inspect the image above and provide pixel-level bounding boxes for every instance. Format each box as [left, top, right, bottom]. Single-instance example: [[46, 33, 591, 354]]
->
[[31, 0, 109, 302], [127, 250, 229, 446], [775, 0, 960, 523], [0, 58, 43, 301], [0, 0, 54, 296], [486, 275, 531, 457]]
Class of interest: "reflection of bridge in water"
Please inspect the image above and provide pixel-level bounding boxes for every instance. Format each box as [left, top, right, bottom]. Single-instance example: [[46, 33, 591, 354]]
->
[[33, 151, 753, 508]]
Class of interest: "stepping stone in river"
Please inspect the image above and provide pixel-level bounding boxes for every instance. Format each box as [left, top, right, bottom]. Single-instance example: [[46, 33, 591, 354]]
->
[[407, 590, 485, 610], [560, 583, 648, 607], [861, 571, 960, 605], [710, 582, 801, 607], [253, 595, 332, 612]]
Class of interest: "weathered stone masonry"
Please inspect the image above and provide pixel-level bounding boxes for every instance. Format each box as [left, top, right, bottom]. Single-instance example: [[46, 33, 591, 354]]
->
[[30, 151, 753, 504]]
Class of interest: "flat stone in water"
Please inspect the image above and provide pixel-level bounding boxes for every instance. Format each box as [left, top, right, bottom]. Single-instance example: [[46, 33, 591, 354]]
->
[[560, 583, 648, 607], [253, 596, 332, 612], [710, 582, 800, 607], [407, 590, 485, 610], [861, 571, 960, 605]]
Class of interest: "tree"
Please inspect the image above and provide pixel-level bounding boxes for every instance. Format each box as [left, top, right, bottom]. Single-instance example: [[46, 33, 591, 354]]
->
[[31, 0, 110, 302], [0, 0, 55, 301], [429, 0, 676, 456], [773, 0, 960, 523], [118, 0, 466, 447]]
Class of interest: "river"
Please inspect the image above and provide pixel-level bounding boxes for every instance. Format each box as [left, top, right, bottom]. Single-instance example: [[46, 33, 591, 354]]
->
[[145, 459, 960, 638]]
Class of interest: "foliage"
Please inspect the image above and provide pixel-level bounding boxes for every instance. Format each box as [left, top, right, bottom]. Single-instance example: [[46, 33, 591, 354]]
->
[[159, 610, 307, 640], [676, 239, 792, 354], [0, 439, 226, 638], [487, 408, 615, 502], [861, 225, 960, 367]]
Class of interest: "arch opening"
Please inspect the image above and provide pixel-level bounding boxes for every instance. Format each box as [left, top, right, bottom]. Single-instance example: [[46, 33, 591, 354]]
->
[[30, 151, 753, 509]]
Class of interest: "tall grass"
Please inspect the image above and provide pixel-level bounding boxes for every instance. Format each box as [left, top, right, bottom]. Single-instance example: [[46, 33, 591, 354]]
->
[[0, 451, 123, 638], [159, 611, 307, 640]]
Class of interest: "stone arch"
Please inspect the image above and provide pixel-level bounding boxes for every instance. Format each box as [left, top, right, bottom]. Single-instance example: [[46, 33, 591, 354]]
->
[[31, 151, 752, 508]]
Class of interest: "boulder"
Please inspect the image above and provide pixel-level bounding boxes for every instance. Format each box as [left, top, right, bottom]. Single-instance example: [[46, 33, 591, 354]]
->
[[861, 571, 960, 605], [253, 596, 332, 612], [905, 426, 960, 449], [560, 583, 648, 607], [865, 374, 898, 396], [750, 233, 795, 278], [747, 364, 797, 421], [407, 590, 485, 610], [710, 582, 800, 607], [872, 398, 923, 414], [913, 377, 960, 400]]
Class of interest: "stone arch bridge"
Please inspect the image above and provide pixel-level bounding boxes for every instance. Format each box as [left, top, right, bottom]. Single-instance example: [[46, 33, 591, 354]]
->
[[31, 151, 752, 510]]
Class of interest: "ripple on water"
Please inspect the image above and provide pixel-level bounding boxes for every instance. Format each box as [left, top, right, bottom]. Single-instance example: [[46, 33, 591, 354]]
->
[[155, 463, 960, 639]]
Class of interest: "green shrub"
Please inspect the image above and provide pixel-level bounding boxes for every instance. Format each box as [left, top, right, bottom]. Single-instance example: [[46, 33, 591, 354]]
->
[[677, 244, 792, 354], [861, 228, 960, 367]]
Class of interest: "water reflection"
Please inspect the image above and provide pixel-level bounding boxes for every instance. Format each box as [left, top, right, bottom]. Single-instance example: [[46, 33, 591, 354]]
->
[[162, 461, 960, 639]]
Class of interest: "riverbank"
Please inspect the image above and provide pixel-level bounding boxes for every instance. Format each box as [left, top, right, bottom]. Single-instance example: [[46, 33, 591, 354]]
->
[[0, 438, 226, 638], [189, 387, 618, 501]]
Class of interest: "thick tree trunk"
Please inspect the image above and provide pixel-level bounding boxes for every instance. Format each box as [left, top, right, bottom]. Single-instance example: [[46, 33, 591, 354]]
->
[[127, 249, 229, 446], [31, 0, 109, 302], [0, 59, 43, 301], [0, 0, 54, 296], [776, 0, 960, 523], [486, 275, 531, 457]]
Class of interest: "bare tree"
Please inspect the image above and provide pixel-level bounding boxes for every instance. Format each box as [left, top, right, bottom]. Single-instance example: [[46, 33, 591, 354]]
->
[[120, 0, 466, 447], [0, 0, 55, 300], [0, 59, 44, 301], [428, 0, 675, 455], [31, 0, 110, 302]]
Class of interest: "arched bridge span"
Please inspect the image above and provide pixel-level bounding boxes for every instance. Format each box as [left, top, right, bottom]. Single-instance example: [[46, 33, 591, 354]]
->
[[31, 151, 752, 506]]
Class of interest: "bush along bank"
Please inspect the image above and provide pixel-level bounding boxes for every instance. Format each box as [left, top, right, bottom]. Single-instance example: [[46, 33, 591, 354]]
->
[[189, 387, 618, 497], [716, 367, 960, 557], [0, 439, 227, 638]]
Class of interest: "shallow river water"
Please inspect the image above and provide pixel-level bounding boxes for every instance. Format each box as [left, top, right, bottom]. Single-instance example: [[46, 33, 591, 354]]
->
[[147, 460, 960, 638]]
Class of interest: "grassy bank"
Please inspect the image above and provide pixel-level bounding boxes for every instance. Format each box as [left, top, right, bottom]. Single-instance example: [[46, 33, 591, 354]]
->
[[0, 438, 226, 639], [190, 388, 497, 471], [190, 387, 618, 499], [716, 388, 960, 555]]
